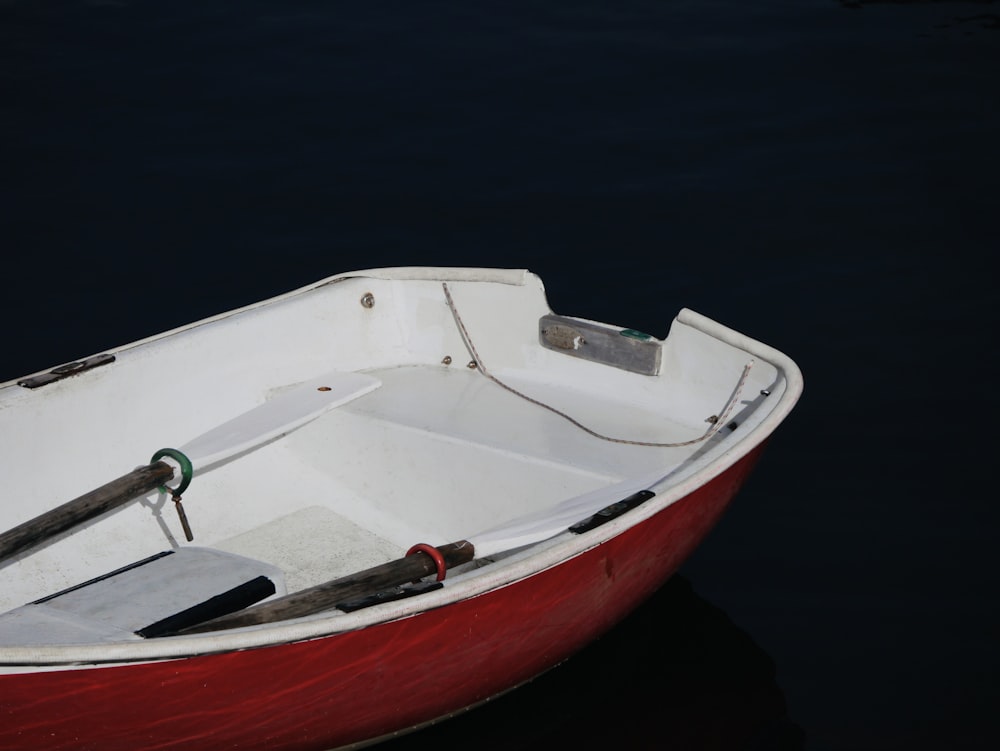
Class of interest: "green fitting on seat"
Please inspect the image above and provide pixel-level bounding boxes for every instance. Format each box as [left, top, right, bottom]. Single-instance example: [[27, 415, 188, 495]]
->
[[150, 448, 194, 496]]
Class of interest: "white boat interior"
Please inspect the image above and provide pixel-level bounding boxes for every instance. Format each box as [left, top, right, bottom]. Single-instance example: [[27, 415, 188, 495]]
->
[[0, 268, 799, 650]]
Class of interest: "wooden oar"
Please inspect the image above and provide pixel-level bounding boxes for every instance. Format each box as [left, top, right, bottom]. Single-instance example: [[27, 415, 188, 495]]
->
[[0, 371, 381, 565], [177, 541, 476, 635], [173, 469, 670, 636]]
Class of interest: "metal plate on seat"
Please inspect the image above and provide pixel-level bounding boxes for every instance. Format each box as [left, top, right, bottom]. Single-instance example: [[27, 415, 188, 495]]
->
[[539, 314, 661, 375]]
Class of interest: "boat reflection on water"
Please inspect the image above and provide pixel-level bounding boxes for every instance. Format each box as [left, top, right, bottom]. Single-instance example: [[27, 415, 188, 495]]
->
[[384, 575, 805, 750]]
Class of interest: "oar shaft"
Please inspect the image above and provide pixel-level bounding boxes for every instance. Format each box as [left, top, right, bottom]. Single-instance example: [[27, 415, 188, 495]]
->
[[0, 461, 175, 564], [179, 540, 475, 635]]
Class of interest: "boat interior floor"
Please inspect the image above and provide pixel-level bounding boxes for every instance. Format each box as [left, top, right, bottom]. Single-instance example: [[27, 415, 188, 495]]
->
[[0, 362, 705, 645]]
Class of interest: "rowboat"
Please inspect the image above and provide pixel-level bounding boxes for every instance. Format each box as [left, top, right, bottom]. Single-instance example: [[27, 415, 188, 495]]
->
[[0, 266, 802, 750]]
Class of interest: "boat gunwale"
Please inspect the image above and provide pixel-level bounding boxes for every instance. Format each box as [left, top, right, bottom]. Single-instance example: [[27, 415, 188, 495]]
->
[[0, 267, 529, 390]]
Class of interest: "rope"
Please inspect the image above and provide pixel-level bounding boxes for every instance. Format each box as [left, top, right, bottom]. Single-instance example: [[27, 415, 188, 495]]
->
[[442, 282, 753, 448]]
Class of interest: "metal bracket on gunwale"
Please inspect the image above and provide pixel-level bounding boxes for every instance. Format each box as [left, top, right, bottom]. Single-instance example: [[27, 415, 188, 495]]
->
[[17, 353, 116, 389], [568, 490, 656, 534], [539, 314, 661, 376]]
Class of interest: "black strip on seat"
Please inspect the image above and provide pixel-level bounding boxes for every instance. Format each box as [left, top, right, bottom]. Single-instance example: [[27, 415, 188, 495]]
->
[[136, 575, 276, 638]]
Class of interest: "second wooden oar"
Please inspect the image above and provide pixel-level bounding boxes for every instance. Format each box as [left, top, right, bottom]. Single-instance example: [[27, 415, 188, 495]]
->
[[176, 541, 476, 635], [0, 462, 177, 564], [0, 371, 381, 565]]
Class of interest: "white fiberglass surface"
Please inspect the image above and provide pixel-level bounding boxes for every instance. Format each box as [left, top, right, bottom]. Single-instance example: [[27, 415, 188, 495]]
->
[[283, 364, 695, 543]]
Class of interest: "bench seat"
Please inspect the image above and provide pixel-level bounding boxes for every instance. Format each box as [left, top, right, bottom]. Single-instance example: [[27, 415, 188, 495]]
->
[[0, 547, 286, 644]]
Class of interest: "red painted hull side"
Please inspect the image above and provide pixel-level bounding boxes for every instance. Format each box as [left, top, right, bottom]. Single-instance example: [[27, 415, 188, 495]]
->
[[0, 447, 763, 751]]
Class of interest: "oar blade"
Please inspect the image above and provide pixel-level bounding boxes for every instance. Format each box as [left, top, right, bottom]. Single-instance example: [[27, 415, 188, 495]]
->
[[179, 371, 381, 471]]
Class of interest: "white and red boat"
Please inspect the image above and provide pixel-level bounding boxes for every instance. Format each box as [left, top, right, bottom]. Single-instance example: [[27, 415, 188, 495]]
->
[[0, 267, 802, 750]]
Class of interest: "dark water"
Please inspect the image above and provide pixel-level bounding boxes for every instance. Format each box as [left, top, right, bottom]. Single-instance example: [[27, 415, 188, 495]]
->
[[2, 1, 998, 749]]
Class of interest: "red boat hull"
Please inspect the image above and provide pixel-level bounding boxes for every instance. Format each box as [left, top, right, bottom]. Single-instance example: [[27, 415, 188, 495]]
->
[[0, 447, 763, 751]]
